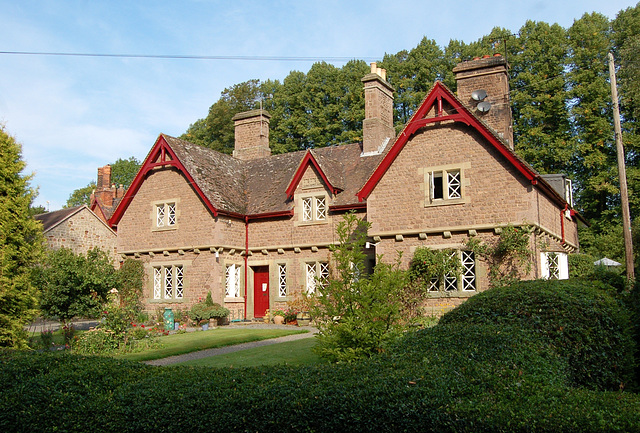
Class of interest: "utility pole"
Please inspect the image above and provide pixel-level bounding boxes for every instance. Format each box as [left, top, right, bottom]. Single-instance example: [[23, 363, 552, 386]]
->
[[608, 52, 635, 283]]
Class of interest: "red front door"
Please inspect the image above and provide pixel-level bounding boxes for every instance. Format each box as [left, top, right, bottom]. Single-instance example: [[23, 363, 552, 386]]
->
[[253, 266, 269, 318]]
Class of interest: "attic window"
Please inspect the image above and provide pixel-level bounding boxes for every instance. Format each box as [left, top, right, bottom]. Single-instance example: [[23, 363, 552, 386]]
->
[[302, 196, 327, 223], [156, 202, 177, 228], [423, 164, 468, 207]]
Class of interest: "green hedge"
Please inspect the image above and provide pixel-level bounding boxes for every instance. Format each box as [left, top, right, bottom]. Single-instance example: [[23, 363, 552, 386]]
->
[[440, 279, 636, 391], [1, 280, 639, 432]]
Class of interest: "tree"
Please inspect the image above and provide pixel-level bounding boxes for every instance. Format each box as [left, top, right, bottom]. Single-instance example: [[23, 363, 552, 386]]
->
[[36, 247, 117, 325], [65, 181, 95, 208], [0, 125, 43, 348], [110, 157, 141, 188], [65, 157, 141, 208], [181, 79, 265, 154], [312, 213, 409, 362]]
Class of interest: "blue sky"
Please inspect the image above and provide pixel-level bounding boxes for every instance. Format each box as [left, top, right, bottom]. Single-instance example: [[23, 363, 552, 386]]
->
[[0, 0, 636, 211]]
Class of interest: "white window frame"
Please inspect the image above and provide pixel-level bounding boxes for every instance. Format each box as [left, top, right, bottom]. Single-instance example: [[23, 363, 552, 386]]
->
[[306, 261, 329, 294], [301, 196, 327, 223], [153, 265, 184, 300], [430, 169, 462, 202], [427, 250, 476, 293], [541, 252, 569, 280], [225, 264, 242, 298], [278, 264, 287, 297], [155, 202, 177, 228]]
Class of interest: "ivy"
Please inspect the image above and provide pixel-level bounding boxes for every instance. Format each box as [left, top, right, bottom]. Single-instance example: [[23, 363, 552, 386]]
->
[[466, 225, 533, 287]]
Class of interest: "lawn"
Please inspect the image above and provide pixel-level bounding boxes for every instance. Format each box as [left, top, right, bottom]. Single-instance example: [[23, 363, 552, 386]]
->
[[176, 336, 324, 367], [115, 327, 308, 362]]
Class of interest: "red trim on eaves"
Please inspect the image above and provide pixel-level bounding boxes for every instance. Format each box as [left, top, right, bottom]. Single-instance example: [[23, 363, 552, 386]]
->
[[108, 134, 220, 228], [285, 150, 342, 199], [357, 81, 538, 202]]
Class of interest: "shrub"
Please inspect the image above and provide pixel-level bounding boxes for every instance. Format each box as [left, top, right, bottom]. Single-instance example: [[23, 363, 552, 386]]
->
[[440, 279, 636, 391], [188, 301, 229, 325], [73, 329, 118, 355]]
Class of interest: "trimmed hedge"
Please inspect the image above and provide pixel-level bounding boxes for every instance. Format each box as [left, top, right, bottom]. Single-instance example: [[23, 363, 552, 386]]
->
[[1, 280, 638, 432], [440, 279, 636, 391]]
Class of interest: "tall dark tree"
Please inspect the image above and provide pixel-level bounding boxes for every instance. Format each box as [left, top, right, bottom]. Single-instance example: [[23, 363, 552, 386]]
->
[[510, 21, 573, 174], [0, 126, 43, 348], [567, 13, 616, 224]]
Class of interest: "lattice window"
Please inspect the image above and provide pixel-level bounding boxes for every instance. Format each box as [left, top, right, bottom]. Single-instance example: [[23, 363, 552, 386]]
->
[[175, 266, 184, 298], [153, 267, 162, 299], [167, 203, 177, 225], [444, 274, 458, 291], [319, 262, 329, 288], [429, 168, 463, 203], [303, 198, 313, 221], [156, 205, 166, 227], [156, 202, 177, 227], [461, 251, 476, 291], [164, 266, 173, 298], [428, 277, 439, 292], [315, 197, 326, 220], [278, 264, 287, 297], [306, 263, 317, 293], [447, 170, 461, 199], [547, 253, 559, 280], [153, 265, 183, 300], [225, 264, 241, 298]]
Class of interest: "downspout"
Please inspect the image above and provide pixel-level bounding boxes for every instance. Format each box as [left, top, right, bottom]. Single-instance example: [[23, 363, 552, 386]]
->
[[244, 215, 249, 321]]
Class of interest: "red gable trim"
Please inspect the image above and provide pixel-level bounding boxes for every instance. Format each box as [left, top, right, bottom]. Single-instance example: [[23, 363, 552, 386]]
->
[[285, 150, 342, 199], [357, 81, 538, 202], [109, 135, 220, 228]]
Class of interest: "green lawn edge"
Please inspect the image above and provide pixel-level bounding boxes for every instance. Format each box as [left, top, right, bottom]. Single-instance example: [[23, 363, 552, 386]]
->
[[115, 328, 308, 362]]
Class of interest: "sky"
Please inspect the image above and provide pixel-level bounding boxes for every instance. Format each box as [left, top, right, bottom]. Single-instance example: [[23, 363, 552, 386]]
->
[[0, 0, 637, 211]]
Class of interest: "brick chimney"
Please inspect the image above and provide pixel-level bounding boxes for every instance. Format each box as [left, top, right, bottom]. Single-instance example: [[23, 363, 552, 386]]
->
[[232, 109, 272, 161], [361, 62, 395, 155], [93, 165, 114, 207], [453, 55, 514, 149]]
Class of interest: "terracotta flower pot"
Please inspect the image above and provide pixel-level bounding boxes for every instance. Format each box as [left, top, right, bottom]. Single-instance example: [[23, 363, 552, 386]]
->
[[273, 315, 285, 325]]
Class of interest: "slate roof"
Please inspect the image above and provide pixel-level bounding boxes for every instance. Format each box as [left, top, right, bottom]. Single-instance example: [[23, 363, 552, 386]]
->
[[163, 135, 386, 216], [34, 206, 85, 232]]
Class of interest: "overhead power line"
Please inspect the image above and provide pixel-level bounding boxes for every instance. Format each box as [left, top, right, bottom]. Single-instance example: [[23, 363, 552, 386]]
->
[[0, 50, 377, 62]]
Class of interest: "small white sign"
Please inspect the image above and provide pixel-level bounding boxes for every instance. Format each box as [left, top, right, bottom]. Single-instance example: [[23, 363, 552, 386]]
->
[[262, 283, 267, 292]]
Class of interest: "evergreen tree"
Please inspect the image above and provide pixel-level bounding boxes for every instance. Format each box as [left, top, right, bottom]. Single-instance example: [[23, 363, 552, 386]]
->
[[0, 126, 43, 348]]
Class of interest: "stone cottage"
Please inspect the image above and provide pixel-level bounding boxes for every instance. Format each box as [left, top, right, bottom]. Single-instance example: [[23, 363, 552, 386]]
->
[[108, 55, 580, 319]]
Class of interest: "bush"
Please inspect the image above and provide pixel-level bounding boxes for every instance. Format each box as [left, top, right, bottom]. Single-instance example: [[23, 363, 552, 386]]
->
[[440, 279, 636, 391], [73, 329, 118, 355]]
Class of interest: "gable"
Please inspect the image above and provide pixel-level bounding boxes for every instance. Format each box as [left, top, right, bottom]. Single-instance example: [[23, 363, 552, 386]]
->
[[285, 151, 342, 200], [109, 135, 223, 228], [356, 81, 566, 207]]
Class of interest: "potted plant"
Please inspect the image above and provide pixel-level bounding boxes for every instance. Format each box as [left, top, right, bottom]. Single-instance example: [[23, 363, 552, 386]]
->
[[263, 309, 270, 324], [208, 303, 230, 327], [287, 291, 314, 326], [272, 309, 286, 325], [284, 307, 297, 325]]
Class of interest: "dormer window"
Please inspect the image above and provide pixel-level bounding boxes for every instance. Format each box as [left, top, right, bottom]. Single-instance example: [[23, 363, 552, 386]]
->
[[302, 196, 327, 222]]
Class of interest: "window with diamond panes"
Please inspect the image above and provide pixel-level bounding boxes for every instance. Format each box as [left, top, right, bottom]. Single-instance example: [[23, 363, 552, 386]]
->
[[225, 264, 241, 298], [153, 265, 183, 300], [426, 250, 476, 293], [461, 251, 476, 291], [156, 202, 176, 227], [429, 169, 463, 203], [278, 264, 287, 297], [306, 262, 329, 293], [302, 196, 327, 222]]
